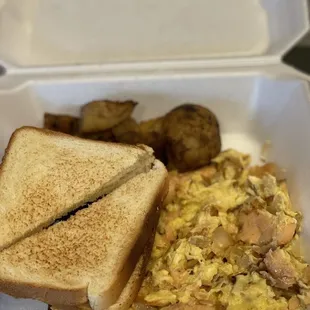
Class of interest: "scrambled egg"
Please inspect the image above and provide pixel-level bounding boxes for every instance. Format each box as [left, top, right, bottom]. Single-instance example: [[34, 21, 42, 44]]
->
[[135, 150, 310, 310]]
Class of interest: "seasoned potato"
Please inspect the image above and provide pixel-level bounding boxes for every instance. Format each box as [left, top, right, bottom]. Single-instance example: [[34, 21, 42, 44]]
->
[[80, 100, 138, 133], [112, 118, 141, 144], [139, 117, 166, 163], [44, 113, 79, 135], [79, 129, 115, 142], [163, 104, 221, 172]]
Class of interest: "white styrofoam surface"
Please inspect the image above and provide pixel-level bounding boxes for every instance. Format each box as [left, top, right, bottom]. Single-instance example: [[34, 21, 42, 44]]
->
[[0, 71, 310, 308], [0, 294, 47, 310], [0, 71, 310, 309], [0, 0, 307, 69]]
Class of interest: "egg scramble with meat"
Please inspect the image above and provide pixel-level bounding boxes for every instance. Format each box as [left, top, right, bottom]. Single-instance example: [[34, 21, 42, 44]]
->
[[133, 150, 310, 310]]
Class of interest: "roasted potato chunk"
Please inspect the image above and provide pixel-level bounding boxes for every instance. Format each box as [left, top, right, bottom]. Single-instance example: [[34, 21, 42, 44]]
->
[[112, 118, 141, 144], [79, 129, 115, 142], [139, 117, 166, 162], [80, 100, 138, 133], [44, 113, 79, 135], [163, 104, 221, 172]]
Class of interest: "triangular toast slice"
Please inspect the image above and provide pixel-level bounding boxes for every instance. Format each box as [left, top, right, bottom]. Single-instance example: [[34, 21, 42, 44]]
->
[[0, 127, 155, 250], [0, 160, 167, 310]]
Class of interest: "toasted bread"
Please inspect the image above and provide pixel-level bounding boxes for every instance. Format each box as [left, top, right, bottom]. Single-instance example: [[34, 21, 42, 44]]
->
[[0, 127, 155, 250], [0, 160, 167, 309], [51, 229, 154, 310], [51, 252, 145, 310]]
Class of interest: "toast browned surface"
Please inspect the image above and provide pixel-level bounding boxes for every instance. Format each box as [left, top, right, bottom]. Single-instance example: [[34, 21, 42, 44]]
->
[[51, 253, 145, 310], [51, 222, 156, 310], [0, 160, 167, 309], [0, 127, 155, 250]]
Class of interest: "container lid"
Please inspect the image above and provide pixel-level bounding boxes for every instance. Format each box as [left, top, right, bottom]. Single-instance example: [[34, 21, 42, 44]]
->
[[0, 0, 308, 70]]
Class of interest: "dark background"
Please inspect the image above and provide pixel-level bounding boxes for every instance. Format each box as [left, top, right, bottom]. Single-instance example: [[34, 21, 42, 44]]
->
[[285, 45, 310, 74]]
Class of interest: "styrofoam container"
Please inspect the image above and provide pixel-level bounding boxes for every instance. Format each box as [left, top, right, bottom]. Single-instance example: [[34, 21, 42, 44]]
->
[[0, 66, 310, 310], [0, 1, 310, 310], [0, 0, 308, 72]]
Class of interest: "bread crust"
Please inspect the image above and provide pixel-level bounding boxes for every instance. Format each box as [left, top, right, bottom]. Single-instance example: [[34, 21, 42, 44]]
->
[[0, 280, 87, 305], [0, 127, 153, 182], [1, 126, 153, 159], [0, 126, 154, 251], [88, 167, 168, 310]]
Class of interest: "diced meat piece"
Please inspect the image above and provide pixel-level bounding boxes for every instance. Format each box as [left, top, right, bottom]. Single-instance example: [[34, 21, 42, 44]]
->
[[264, 249, 298, 289], [260, 271, 289, 290], [238, 210, 275, 245], [238, 209, 296, 247]]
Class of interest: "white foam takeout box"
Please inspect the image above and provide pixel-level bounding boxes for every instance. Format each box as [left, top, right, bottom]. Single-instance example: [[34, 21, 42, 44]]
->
[[0, 0, 310, 309]]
